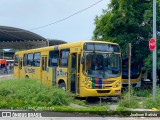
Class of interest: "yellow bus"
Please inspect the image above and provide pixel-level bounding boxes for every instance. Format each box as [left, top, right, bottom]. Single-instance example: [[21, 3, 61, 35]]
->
[[122, 57, 142, 88], [14, 41, 122, 97]]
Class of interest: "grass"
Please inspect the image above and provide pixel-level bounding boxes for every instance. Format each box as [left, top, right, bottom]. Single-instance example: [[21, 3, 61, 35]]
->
[[2, 78, 160, 115], [133, 88, 151, 97], [143, 86, 160, 109], [118, 89, 139, 108], [53, 105, 108, 115], [116, 107, 129, 111], [0, 78, 73, 109], [0, 78, 109, 115], [72, 99, 87, 106], [118, 86, 160, 110]]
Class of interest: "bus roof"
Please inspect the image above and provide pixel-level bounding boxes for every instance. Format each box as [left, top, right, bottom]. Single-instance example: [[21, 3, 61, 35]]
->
[[14, 40, 119, 54]]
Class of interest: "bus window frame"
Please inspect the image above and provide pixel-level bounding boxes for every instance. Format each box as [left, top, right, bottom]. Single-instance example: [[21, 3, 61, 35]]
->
[[27, 53, 33, 67], [33, 52, 41, 67], [48, 50, 59, 67], [83, 42, 120, 53], [59, 49, 70, 68]]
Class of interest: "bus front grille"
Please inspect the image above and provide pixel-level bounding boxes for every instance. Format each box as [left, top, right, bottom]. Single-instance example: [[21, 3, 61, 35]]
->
[[102, 80, 116, 84], [96, 90, 110, 94]]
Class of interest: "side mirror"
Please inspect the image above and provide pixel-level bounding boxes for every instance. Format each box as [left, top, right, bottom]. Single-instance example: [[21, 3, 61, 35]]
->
[[81, 56, 85, 64]]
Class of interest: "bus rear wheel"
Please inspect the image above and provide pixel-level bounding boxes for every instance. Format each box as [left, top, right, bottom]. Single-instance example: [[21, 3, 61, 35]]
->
[[59, 82, 66, 91]]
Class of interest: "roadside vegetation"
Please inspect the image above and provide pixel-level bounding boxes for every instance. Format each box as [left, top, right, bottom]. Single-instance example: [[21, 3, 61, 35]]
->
[[143, 86, 160, 109], [0, 78, 159, 115], [0, 78, 108, 115], [0, 78, 73, 108], [118, 86, 160, 110], [118, 90, 139, 108]]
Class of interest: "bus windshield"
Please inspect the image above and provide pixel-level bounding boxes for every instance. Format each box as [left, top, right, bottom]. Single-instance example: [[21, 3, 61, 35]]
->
[[83, 52, 121, 79], [122, 60, 141, 79]]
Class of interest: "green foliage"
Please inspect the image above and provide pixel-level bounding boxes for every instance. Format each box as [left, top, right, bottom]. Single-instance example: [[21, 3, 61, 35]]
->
[[72, 99, 87, 106], [143, 86, 160, 109], [118, 86, 160, 110], [133, 88, 151, 97], [118, 89, 139, 108], [0, 78, 73, 109], [0, 78, 110, 115], [53, 105, 108, 115], [116, 107, 128, 111], [93, 0, 160, 73]]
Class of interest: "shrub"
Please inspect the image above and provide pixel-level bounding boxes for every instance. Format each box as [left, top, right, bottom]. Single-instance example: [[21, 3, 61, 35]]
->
[[0, 78, 73, 109], [143, 86, 160, 109], [133, 88, 151, 97], [118, 89, 139, 108]]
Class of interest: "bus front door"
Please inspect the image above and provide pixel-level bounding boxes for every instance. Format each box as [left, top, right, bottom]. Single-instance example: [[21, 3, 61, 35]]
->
[[68, 53, 80, 95], [14, 55, 20, 78], [41, 56, 47, 83], [19, 58, 23, 78]]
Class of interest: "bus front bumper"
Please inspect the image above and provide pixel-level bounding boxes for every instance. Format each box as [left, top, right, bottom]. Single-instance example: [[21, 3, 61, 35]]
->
[[79, 87, 121, 97]]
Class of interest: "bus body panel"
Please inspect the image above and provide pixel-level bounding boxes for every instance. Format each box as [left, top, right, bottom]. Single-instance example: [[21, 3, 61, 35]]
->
[[79, 75, 121, 97], [14, 66, 19, 78], [56, 67, 68, 88], [122, 57, 142, 88], [122, 73, 142, 88]]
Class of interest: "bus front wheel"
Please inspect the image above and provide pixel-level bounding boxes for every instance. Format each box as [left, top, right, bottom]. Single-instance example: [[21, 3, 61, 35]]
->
[[59, 82, 66, 91], [25, 75, 29, 79]]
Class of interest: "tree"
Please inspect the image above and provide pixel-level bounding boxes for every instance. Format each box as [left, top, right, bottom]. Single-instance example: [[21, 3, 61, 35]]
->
[[143, 0, 160, 80], [93, 0, 160, 79]]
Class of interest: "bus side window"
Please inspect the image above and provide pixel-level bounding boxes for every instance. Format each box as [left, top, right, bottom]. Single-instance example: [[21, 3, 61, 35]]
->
[[27, 53, 33, 66], [49, 50, 59, 67], [59, 49, 70, 67], [33, 52, 40, 67]]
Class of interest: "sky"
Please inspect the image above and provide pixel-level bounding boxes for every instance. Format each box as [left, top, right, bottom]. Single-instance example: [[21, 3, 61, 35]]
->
[[1, 0, 110, 43]]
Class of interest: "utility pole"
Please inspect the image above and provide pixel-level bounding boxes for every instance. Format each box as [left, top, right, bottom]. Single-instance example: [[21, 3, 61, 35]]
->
[[153, 0, 157, 101], [128, 43, 131, 106]]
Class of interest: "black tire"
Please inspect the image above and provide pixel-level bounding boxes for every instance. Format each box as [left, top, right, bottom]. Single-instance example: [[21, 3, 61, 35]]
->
[[25, 75, 29, 79], [59, 82, 66, 91]]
